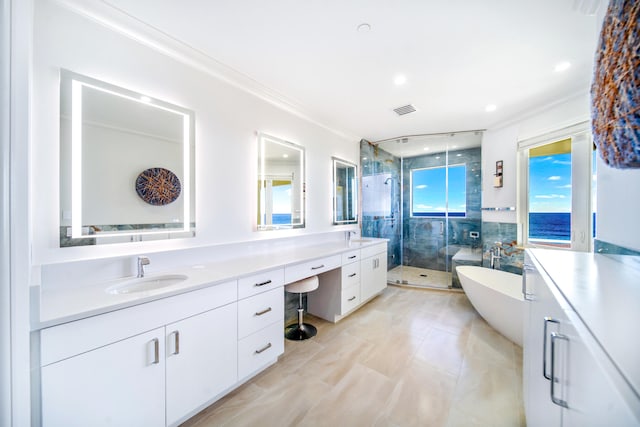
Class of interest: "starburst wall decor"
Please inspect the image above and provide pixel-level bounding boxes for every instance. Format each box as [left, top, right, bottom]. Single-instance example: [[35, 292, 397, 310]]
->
[[135, 167, 181, 206]]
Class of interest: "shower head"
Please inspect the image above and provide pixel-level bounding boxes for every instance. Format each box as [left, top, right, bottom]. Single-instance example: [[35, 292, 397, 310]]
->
[[384, 177, 393, 185]]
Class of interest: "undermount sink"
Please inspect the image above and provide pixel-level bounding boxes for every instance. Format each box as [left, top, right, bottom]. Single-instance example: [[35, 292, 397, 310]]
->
[[106, 274, 189, 295]]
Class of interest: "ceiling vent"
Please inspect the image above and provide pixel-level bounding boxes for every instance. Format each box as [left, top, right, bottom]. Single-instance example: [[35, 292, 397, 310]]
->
[[393, 104, 417, 116]]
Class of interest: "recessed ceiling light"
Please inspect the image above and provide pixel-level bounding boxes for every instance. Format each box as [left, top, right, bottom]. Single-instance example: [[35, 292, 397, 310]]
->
[[357, 23, 371, 32], [394, 74, 407, 86], [423, 147, 429, 151], [485, 104, 497, 112], [456, 153, 462, 157], [554, 61, 571, 72], [282, 154, 289, 158]]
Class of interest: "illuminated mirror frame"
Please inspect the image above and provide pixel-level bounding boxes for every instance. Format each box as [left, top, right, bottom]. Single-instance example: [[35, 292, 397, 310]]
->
[[332, 157, 358, 225], [61, 70, 195, 243], [257, 133, 305, 230]]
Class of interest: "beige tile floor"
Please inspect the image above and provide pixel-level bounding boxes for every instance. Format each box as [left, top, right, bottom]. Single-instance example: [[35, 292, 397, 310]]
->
[[182, 285, 525, 427]]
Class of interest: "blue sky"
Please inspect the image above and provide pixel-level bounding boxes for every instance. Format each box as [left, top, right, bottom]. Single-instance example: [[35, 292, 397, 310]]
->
[[529, 153, 572, 213], [412, 165, 466, 215]]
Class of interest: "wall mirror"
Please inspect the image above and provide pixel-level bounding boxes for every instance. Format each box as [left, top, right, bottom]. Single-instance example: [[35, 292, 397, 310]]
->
[[333, 157, 358, 225], [257, 133, 305, 230], [59, 70, 195, 246]]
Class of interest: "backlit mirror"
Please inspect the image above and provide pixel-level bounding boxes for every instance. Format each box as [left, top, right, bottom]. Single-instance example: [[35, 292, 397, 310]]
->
[[257, 133, 305, 230], [59, 70, 195, 246], [333, 157, 358, 224]]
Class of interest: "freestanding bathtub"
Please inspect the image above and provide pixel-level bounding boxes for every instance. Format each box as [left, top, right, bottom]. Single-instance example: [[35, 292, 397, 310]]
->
[[456, 266, 523, 346]]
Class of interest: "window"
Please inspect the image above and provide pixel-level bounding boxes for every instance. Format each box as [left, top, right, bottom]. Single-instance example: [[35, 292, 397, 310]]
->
[[518, 123, 595, 251], [411, 164, 466, 217]]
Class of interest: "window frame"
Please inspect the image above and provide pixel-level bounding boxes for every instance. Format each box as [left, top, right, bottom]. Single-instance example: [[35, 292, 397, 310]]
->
[[410, 163, 467, 218], [517, 121, 594, 252]]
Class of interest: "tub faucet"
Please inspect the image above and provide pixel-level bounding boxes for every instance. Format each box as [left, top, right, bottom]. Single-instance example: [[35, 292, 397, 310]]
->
[[137, 256, 150, 278], [490, 243, 502, 270]]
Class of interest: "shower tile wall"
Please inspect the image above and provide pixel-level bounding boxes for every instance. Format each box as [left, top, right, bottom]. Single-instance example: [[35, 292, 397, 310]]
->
[[402, 148, 482, 272], [481, 221, 524, 275], [360, 140, 402, 269]]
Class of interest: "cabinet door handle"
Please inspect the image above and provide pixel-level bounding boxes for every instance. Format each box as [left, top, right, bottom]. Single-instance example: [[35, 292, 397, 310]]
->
[[348, 255, 357, 259], [255, 342, 272, 354], [348, 296, 356, 302], [311, 264, 325, 270], [543, 317, 560, 380], [151, 338, 160, 365], [255, 279, 272, 287], [550, 332, 569, 408], [348, 273, 357, 278], [255, 307, 272, 316], [170, 330, 180, 355], [522, 264, 534, 301]]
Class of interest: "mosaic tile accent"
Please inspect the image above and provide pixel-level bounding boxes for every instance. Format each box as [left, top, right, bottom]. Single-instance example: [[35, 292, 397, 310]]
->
[[481, 221, 524, 275], [594, 239, 640, 256]]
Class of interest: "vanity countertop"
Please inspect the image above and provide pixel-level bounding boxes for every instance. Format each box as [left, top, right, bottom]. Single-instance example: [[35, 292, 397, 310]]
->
[[35, 238, 388, 330], [529, 248, 640, 401]]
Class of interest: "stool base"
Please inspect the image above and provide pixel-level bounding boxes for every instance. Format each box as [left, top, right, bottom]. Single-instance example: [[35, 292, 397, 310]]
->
[[284, 323, 317, 341]]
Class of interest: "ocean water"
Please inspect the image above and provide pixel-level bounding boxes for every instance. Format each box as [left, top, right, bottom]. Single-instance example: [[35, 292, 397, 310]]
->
[[529, 212, 570, 241], [529, 212, 596, 241], [272, 213, 292, 225]]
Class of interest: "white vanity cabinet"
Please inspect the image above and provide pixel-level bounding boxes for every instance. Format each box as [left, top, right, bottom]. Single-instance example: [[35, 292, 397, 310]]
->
[[41, 327, 166, 427], [39, 280, 239, 427], [361, 242, 387, 302], [165, 303, 238, 426], [237, 268, 285, 380], [523, 251, 639, 427]]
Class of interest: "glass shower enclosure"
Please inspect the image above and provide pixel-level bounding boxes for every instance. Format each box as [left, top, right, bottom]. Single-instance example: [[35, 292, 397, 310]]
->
[[360, 132, 482, 289]]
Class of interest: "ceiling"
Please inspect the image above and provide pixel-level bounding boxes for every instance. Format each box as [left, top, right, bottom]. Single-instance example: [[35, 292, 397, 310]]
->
[[102, 0, 603, 142]]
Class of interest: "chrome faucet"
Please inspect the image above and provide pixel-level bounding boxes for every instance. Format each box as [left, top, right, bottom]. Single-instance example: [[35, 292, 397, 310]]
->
[[490, 243, 502, 270], [346, 230, 357, 243], [137, 256, 150, 278]]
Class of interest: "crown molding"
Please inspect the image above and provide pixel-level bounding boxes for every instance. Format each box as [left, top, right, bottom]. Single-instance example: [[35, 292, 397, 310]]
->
[[52, 0, 360, 142]]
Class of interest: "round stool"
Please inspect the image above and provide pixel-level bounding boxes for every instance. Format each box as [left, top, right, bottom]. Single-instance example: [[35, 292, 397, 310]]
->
[[284, 276, 319, 341]]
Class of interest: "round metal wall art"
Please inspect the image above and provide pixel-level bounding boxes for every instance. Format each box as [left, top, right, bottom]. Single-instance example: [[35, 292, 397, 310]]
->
[[591, 0, 640, 169], [135, 167, 181, 206]]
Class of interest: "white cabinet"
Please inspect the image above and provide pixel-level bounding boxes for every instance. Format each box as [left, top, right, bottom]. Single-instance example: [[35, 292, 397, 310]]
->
[[237, 268, 285, 380], [41, 328, 166, 427], [40, 281, 241, 427], [361, 243, 387, 302], [523, 251, 639, 427], [165, 303, 238, 426]]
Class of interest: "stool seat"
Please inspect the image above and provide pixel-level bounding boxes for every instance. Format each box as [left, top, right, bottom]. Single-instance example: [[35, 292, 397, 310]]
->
[[285, 275, 319, 341], [285, 276, 319, 294]]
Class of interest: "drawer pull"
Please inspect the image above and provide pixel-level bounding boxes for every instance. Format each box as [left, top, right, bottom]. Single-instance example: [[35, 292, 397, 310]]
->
[[255, 279, 272, 287], [348, 255, 357, 259], [311, 264, 325, 270], [348, 296, 356, 302], [348, 273, 357, 278], [255, 307, 272, 316], [550, 332, 569, 408], [255, 343, 272, 354], [543, 317, 560, 380]]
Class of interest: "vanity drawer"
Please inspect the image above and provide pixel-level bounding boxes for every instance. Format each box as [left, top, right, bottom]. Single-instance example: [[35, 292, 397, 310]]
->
[[361, 242, 387, 259], [238, 287, 283, 339], [238, 320, 284, 380], [238, 267, 285, 299], [341, 262, 360, 288], [341, 249, 360, 265], [285, 254, 342, 283], [341, 284, 361, 315]]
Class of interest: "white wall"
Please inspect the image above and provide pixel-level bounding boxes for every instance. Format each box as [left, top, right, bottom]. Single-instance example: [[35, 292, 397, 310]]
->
[[596, 157, 640, 251], [32, 0, 359, 266]]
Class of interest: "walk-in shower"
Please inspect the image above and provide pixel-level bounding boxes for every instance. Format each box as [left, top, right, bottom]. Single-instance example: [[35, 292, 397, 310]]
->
[[360, 132, 483, 289]]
